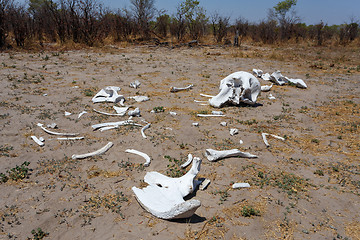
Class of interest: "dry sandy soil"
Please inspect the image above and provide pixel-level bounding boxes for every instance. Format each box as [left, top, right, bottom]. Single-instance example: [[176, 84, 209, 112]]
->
[[0, 43, 359, 240]]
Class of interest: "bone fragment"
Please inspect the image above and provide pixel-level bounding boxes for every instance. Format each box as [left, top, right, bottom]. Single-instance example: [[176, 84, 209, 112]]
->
[[252, 69, 263, 77], [220, 122, 227, 126], [128, 107, 141, 117], [57, 136, 84, 140], [197, 114, 226, 117], [141, 123, 151, 139], [194, 100, 208, 103], [47, 123, 57, 129], [285, 77, 307, 89], [130, 80, 141, 89], [270, 71, 288, 85], [78, 111, 87, 119], [230, 128, 239, 136], [170, 84, 193, 93], [239, 140, 244, 144], [132, 157, 202, 219], [262, 133, 285, 147], [92, 86, 124, 104], [261, 73, 271, 81], [31, 136, 44, 146], [37, 123, 79, 136], [212, 111, 224, 115], [261, 84, 273, 92], [113, 106, 129, 115], [268, 93, 276, 100], [232, 183, 250, 189], [192, 122, 199, 127], [91, 120, 141, 130], [125, 149, 151, 167], [209, 71, 261, 108], [200, 93, 215, 98], [205, 148, 257, 162], [181, 154, 193, 169], [65, 111, 72, 116], [199, 179, 211, 190], [72, 142, 113, 159], [129, 96, 149, 102], [169, 112, 177, 116]]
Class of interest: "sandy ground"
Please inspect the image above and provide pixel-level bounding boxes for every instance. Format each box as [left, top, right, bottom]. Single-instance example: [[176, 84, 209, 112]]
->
[[0, 44, 359, 240]]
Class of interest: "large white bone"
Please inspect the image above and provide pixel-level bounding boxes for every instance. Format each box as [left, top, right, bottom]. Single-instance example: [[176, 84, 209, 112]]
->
[[91, 120, 142, 131], [132, 157, 202, 219], [37, 123, 79, 136], [270, 71, 288, 85], [92, 86, 125, 104], [181, 154, 193, 169], [72, 142, 113, 159], [205, 148, 257, 162], [261, 84, 273, 92], [170, 84, 193, 93], [209, 71, 261, 108], [141, 123, 151, 139], [261, 73, 271, 81], [125, 149, 151, 166], [285, 77, 307, 88]]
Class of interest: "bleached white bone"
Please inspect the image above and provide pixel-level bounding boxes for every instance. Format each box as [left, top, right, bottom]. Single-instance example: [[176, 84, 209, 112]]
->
[[132, 157, 202, 219], [37, 123, 79, 136], [141, 123, 151, 139], [92, 86, 125, 104], [197, 114, 226, 117], [113, 106, 129, 115], [130, 80, 141, 89], [169, 112, 177, 116], [128, 107, 140, 117], [262, 133, 285, 147], [261, 73, 271, 81], [47, 123, 57, 129], [268, 93, 276, 100], [261, 84, 273, 92], [192, 123, 199, 127], [93, 108, 126, 116], [270, 71, 288, 85], [220, 122, 227, 126], [72, 142, 113, 159], [57, 137, 84, 140], [239, 140, 244, 144], [200, 93, 215, 98], [125, 149, 151, 167], [91, 120, 141, 130], [209, 71, 261, 108], [285, 77, 307, 89], [181, 154, 193, 169], [199, 178, 211, 190], [129, 96, 149, 102], [170, 84, 193, 93], [230, 128, 239, 136], [232, 183, 250, 189], [78, 111, 87, 119], [205, 148, 257, 162], [252, 69, 263, 77], [194, 100, 208, 103], [64, 111, 72, 116], [31, 136, 44, 146]]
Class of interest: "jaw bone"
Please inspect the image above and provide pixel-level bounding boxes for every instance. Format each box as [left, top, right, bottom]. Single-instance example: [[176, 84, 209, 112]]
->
[[132, 157, 202, 219], [209, 71, 261, 108], [205, 149, 257, 162]]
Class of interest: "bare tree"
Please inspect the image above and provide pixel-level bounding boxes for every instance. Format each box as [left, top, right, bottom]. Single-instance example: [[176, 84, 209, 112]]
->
[[9, 3, 31, 47], [210, 12, 230, 43], [0, 0, 13, 48], [130, 0, 155, 40]]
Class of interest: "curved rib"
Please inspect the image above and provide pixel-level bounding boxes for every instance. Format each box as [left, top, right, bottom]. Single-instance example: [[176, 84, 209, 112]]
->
[[37, 123, 79, 136], [31, 136, 44, 146], [93, 108, 126, 116], [72, 142, 113, 159], [141, 123, 151, 139], [125, 149, 151, 167], [181, 154, 193, 169]]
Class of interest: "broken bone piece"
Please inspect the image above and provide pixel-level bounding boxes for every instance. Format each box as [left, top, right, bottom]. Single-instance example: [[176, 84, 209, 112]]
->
[[92, 86, 125, 104], [230, 128, 239, 136], [181, 154, 193, 169], [91, 120, 142, 131], [261, 84, 273, 92], [125, 149, 151, 167], [170, 84, 193, 93], [132, 157, 202, 219], [37, 123, 79, 136], [128, 96, 149, 102], [268, 93, 276, 100], [72, 142, 113, 159], [211, 111, 224, 115], [200, 93, 215, 98], [130, 80, 141, 89], [141, 123, 151, 139], [252, 69, 263, 78], [232, 183, 250, 189], [285, 77, 307, 89], [270, 71, 288, 86], [262, 133, 285, 147], [169, 112, 177, 116], [65, 111, 72, 116], [128, 107, 141, 117], [220, 122, 227, 126], [239, 140, 244, 144], [47, 123, 57, 129], [199, 178, 211, 190], [31, 136, 44, 146], [205, 148, 257, 162], [261, 73, 271, 81], [209, 71, 261, 108], [192, 122, 199, 127], [57, 136, 84, 140], [78, 111, 87, 119]]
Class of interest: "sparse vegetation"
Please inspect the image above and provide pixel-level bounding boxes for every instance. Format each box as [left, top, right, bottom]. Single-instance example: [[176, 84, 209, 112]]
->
[[31, 228, 49, 240], [1, 161, 31, 183]]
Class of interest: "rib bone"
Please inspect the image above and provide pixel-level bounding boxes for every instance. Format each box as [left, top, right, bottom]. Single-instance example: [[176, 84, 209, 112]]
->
[[141, 123, 151, 139], [31, 136, 44, 146], [170, 84, 193, 93], [91, 120, 141, 130], [181, 154, 193, 169], [205, 148, 257, 162], [72, 142, 113, 159], [125, 149, 151, 167], [37, 123, 79, 136]]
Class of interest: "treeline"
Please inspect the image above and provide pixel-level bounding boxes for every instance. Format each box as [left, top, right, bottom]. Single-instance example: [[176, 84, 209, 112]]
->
[[0, 0, 359, 49]]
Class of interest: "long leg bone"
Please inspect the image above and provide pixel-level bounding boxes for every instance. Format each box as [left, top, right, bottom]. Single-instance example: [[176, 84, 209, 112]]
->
[[37, 123, 79, 136], [125, 149, 151, 166], [205, 148, 257, 162], [72, 142, 113, 159], [170, 84, 193, 93]]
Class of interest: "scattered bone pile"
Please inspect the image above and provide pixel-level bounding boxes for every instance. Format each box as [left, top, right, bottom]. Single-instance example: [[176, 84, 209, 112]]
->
[[30, 69, 307, 220]]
